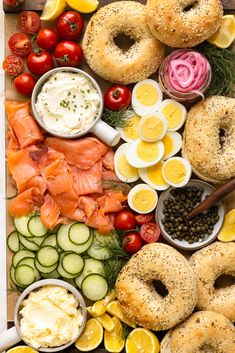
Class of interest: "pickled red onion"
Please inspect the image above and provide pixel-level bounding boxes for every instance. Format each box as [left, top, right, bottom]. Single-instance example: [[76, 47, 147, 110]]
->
[[165, 50, 211, 94]]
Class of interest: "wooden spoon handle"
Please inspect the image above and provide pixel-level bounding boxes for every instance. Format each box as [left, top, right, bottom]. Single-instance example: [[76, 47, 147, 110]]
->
[[188, 178, 235, 219]]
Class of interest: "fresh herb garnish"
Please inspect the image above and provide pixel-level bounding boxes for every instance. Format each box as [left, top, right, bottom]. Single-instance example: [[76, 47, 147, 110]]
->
[[122, 323, 132, 340], [102, 108, 133, 128], [101, 179, 132, 195]]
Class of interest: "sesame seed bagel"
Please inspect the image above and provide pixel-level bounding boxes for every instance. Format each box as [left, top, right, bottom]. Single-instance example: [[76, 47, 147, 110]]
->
[[146, 0, 223, 48], [115, 243, 198, 330], [160, 311, 235, 353], [82, 1, 164, 85], [189, 242, 235, 322], [182, 96, 235, 184]]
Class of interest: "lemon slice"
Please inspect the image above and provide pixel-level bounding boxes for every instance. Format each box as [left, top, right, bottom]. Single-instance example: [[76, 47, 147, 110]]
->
[[208, 15, 235, 48], [75, 318, 103, 351], [7, 347, 38, 353], [125, 328, 160, 353], [41, 0, 66, 21], [106, 301, 137, 328], [66, 0, 99, 13], [104, 317, 125, 353], [218, 209, 235, 242]]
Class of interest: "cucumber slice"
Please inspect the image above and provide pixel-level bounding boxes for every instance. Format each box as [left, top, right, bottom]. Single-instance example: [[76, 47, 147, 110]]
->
[[62, 253, 84, 275], [28, 215, 48, 237], [57, 253, 78, 279], [18, 257, 41, 281], [57, 223, 94, 254], [41, 270, 60, 279], [35, 258, 58, 274], [7, 231, 20, 252], [12, 250, 35, 268], [19, 234, 39, 251], [69, 223, 91, 245], [82, 274, 108, 301], [87, 231, 112, 260], [41, 234, 57, 248], [10, 265, 17, 286], [75, 258, 103, 288], [62, 278, 76, 286], [32, 237, 45, 246], [36, 246, 59, 267], [14, 215, 33, 237], [15, 265, 36, 287]]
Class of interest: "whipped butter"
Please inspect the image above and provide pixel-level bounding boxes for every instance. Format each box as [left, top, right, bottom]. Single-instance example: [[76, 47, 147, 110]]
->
[[20, 285, 83, 349]]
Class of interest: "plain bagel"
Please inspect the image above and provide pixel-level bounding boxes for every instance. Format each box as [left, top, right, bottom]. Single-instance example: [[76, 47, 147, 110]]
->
[[182, 96, 235, 183], [82, 1, 164, 85], [160, 311, 235, 353], [189, 242, 235, 322], [115, 243, 198, 331], [146, 0, 223, 48]]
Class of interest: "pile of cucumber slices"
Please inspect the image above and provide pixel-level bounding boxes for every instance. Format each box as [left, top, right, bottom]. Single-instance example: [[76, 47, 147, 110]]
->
[[8, 213, 112, 301]]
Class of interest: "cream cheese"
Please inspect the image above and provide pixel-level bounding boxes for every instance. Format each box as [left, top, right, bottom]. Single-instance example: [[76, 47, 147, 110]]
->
[[35, 71, 100, 135], [20, 285, 84, 349]]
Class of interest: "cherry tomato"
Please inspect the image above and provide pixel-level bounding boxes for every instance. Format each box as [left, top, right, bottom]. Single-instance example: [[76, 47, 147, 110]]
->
[[8, 33, 32, 57], [27, 50, 54, 76], [56, 11, 84, 40], [123, 232, 143, 254], [54, 41, 83, 67], [18, 11, 41, 34], [2, 55, 24, 76], [37, 28, 59, 51], [114, 210, 136, 230], [140, 223, 161, 243], [14, 73, 36, 95], [135, 213, 154, 225], [104, 85, 131, 111], [4, 0, 24, 7]]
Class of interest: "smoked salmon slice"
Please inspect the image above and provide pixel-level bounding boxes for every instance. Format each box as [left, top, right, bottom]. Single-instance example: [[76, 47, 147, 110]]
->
[[19, 175, 47, 195], [98, 191, 127, 214], [9, 187, 42, 217], [85, 209, 114, 233], [78, 196, 97, 218], [5, 101, 43, 149], [103, 149, 115, 171], [42, 158, 73, 195], [40, 194, 67, 229], [72, 160, 103, 196]]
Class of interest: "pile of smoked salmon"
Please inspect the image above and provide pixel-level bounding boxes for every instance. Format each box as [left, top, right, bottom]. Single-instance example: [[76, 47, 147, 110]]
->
[[6, 100, 127, 233]]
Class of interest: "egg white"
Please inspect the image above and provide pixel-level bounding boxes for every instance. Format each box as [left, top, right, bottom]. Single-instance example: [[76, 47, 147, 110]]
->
[[126, 139, 164, 169], [128, 183, 158, 214], [132, 79, 163, 116], [114, 143, 139, 183], [158, 99, 187, 131], [162, 157, 192, 188], [138, 112, 168, 142], [162, 131, 182, 160], [139, 161, 170, 191]]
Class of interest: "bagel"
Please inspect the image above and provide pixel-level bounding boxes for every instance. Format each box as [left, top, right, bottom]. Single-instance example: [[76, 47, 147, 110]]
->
[[146, 0, 223, 48], [182, 96, 235, 183], [160, 311, 235, 353], [82, 1, 164, 85], [189, 242, 235, 322], [115, 243, 197, 331]]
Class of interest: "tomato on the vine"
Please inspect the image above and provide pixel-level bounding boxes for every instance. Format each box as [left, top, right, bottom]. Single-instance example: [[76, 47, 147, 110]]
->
[[54, 41, 83, 67], [8, 33, 32, 57], [56, 11, 84, 40], [135, 213, 154, 225], [18, 11, 41, 34], [104, 85, 131, 111], [114, 210, 136, 230], [2, 55, 24, 76], [123, 231, 143, 254], [140, 223, 161, 243], [26, 50, 54, 76], [14, 73, 36, 95], [37, 28, 59, 51]]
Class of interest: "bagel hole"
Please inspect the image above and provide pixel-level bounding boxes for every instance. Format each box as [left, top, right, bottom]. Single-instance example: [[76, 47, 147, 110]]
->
[[219, 128, 227, 149], [114, 33, 135, 52], [152, 280, 169, 297], [199, 344, 213, 353], [183, 1, 198, 12], [214, 274, 235, 289]]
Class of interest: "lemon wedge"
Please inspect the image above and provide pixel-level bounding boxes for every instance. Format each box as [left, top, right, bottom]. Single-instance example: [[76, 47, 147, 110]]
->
[[218, 209, 235, 242], [66, 0, 99, 13], [208, 15, 235, 48], [7, 347, 38, 353], [97, 313, 115, 332], [91, 299, 107, 316], [125, 328, 160, 353], [106, 301, 137, 328], [75, 318, 103, 351], [104, 317, 125, 353], [41, 0, 66, 21]]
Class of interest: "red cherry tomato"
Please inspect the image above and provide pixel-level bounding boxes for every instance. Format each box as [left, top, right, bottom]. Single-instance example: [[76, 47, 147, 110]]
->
[[8, 33, 32, 57], [2, 55, 24, 76], [56, 11, 84, 40], [14, 73, 36, 95], [18, 11, 41, 34], [37, 28, 59, 51], [54, 41, 83, 67], [114, 210, 136, 230], [27, 50, 54, 76], [104, 85, 131, 111], [123, 232, 143, 254], [140, 223, 161, 243], [4, 0, 24, 7], [135, 213, 154, 225]]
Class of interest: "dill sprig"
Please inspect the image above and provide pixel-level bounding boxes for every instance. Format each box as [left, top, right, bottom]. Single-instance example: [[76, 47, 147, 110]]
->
[[196, 42, 235, 97], [122, 323, 132, 340], [95, 233, 130, 260], [102, 179, 132, 195], [99, 257, 127, 290], [102, 108, 133, 128]]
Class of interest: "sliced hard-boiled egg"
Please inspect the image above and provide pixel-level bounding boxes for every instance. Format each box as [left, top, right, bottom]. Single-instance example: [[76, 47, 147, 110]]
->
[[132, 79, 163, 116], [114, 143, 139, 183], [116, 111, 141, 143], [162, 157, 192, 188], [158, 99, 187, 131], [162, 131, 182, 160], [128, 184, 158, 214], [138, 112, 168, 142], [139, 161, 170, 191], [126, 139, 164, 169]]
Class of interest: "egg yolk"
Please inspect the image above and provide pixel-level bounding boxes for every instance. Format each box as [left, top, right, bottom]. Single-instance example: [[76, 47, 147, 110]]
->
[[162, 134, 174, 159], [140, 116, 164, 140], [161, 103, 183, 130], [136, 84, 158, 106], [137, 141, 159, 162], [147, 163, 167, 186], [117, 154, 138, 178], [122, 114, 141, 140], [164, 160, 186, 184], [132, 189, 156, 212]]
